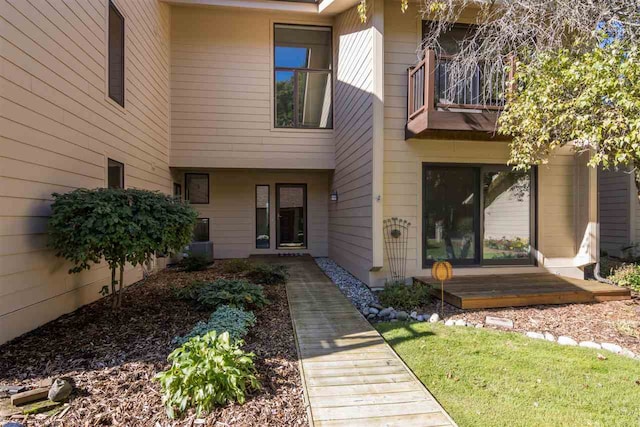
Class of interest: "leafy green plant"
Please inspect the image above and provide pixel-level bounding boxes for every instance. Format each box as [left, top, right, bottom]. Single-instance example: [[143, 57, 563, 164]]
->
[[245, 263, 289, 285], [178, 253, 211, 272], [609, 264, 640, 292], [155, 331, 260, 418], [221, 259, 251, 274], [173, 305, 256, 346], [48, 188, 197, 308], [378, 280, 432, 311], [178, 279, 267, 310]]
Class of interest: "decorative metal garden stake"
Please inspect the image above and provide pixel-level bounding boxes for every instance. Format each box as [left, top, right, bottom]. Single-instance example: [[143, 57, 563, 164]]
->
[[431, 261, 453, 318], [383, 217, 411, 282]]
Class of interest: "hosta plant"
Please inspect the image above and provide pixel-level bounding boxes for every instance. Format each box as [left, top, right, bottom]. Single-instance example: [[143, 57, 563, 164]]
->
[[173, 305, 257, 346], [155, 331, 260, 419]]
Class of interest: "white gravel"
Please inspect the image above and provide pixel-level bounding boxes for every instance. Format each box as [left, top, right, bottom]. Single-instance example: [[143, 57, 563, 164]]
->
[[314, 257, 379, 314]]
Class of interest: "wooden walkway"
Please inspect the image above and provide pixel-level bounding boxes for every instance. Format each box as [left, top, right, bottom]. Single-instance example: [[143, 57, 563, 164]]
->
[[281, 256, 456, 427], [415, 273, 631, 309]]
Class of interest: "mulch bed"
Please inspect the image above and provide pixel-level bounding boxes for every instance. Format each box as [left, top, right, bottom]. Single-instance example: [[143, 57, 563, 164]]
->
[[0, 265, 308, 426], [421, 291, 640, 353]]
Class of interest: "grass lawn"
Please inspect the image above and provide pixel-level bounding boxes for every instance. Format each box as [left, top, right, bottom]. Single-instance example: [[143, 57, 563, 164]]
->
[[376, 322, 640, 427]]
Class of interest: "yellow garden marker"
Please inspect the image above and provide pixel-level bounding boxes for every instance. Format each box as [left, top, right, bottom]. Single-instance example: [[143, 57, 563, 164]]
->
[[431, 261, 453, 318]]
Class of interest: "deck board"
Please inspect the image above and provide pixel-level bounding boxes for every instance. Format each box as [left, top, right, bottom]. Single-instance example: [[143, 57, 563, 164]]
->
[[265, 256, 457, 427], [414, 273, 631, 309]]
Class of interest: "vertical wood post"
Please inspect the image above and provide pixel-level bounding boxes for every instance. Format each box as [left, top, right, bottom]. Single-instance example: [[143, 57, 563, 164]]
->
[[424, 49, 436, 112]]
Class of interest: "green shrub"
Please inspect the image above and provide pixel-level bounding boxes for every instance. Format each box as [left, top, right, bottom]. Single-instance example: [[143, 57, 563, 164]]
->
[[155, 331, 260, 418], [177, 253, 211, 272], [173, 305, 256, 346], [609, 264, 640, 292], [178, 279, 267, 310], [221, 259, 251, 274], [378, 280, 432, 311], [245, 263, 289, 285]]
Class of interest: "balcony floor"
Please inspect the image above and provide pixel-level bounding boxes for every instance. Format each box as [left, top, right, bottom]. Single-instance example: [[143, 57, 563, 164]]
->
[[414, 273, 631, 309]]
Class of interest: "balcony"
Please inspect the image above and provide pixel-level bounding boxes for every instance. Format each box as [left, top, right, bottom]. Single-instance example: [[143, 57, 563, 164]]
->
[[405, 49, 508, 140]]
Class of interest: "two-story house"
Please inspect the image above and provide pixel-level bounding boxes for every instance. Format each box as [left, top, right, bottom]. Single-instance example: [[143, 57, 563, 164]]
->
[[0, 0, 614, 344]]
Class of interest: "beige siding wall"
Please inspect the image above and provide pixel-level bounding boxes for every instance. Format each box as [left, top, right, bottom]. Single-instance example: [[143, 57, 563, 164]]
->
[[373, 1, 588, 285], [173, 169, 329, 258], [170, 6, 335, 170], [329, 5, 375, 283], [0, 0, 171, 344]]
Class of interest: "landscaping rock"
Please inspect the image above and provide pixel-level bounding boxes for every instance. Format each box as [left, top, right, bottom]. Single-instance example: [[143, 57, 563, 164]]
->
[[368, 307, 379, 315], [410, 311, 418, 320], [48, 379, 72, 402], [579, 341, 602, 350], [526, 332, 545, 340], [445, 319, 455, 326], [544, 332, 555, 342], [3, 423, 25, 427], [378, 308, 393, 318], [454, 319, 466, 326], [389, 310, 397, 320], [370, 303, 384, 310], [429, 313, 440, 323], [601, 343, 623, 354], [315, 258, 379, 313], [396, 311, 409, 321], [475, 323, 484, 328], [485, 316, 514, 329], [416, 315, 424, 322], [620, 348, 636, 359], [367, 313, 376, 320], [558, 336, 578, 346]]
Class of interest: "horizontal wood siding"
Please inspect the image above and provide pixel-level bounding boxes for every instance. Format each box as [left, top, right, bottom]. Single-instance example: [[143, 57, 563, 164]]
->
[[169, 6, 335, 170], [377, 0, 584, 285], [0, 0, 171, 344], [329, 5, 374, 283], [598, 169, 631, 255], [173, 169, 329, 258]]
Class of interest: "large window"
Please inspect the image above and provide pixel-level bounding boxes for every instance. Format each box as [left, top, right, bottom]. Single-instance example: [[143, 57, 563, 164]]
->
[[274, 24, 332, 129], [423, 164, 534, 267], [185, 173, 209, 204], [256, 185, 270, 249], [108, 1, 125, 107], [107, 158, 124, 188]]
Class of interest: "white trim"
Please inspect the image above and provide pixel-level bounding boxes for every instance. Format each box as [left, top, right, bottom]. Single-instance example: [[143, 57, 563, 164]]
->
[[163, 0, 319, 14], [371, 0, 385, 268]]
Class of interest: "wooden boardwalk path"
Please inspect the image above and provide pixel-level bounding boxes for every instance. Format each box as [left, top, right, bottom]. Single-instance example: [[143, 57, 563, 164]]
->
[[281, 256, 456, 427]]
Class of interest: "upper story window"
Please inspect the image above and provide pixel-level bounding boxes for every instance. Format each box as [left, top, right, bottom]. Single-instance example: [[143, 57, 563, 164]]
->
[[274, 24, 332, 129], [108, 1, 125, 107], [107, 159, 124, 188]]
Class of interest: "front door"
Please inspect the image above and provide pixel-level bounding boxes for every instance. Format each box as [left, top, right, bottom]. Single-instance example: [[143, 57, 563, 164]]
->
[[276, 184, 307, 249]]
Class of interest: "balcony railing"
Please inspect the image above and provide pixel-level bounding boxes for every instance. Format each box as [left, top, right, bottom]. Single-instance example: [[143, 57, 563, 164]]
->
[[406, 49, 509, 139]]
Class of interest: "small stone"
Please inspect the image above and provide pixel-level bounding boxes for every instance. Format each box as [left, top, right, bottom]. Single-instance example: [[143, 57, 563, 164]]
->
[[485, 316, 514, 329], [378, 308, 392, 318], [368, 307, 379, 315], [454, 319, 466, 326], [445, 319, 455, 326], [475, 323, 484, 328], [429, 313, 440, 323], [557, 336, 577, 346], [367, 313, 376, 320], [466, 322, 474, 327], [370, 303, 384, 310], [544, 332, 555, 342], [526, 332, 545, 340], [396, 311, 409, 321], [389, 310, 397, 320], [48, 379, 72, 402], [410, 311, 418, 320], [601, 343, 622, 354], [620, 348, 636, 359], [579, 341, 602, 350], [3, 422, 26, 427], [416, 315, 424, 322]]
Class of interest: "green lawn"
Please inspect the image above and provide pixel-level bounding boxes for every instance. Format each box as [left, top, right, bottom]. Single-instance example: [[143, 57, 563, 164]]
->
[[376, 322, 640, 427]]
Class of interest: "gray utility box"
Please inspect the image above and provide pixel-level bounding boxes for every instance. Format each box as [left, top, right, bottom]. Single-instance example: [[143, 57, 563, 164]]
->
[[186, 241, 214, 263]]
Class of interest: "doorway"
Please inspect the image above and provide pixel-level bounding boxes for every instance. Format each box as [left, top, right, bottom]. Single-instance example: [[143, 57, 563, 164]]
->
[[276, 184, 307, 249]]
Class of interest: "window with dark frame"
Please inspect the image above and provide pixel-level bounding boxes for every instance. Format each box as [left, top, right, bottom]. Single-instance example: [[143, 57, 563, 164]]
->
[[255, 185, 270, 249], [173, 183, 182, 198], [193, 218, 210, 242], [185, 173, 209, 204], [274, 24, 333, 129], [108, 1, 125, 107], [107, 158, 124, 188]]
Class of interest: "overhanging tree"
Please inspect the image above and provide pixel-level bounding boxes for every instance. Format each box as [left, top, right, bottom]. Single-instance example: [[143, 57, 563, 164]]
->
[[48, 188, 198, 308]]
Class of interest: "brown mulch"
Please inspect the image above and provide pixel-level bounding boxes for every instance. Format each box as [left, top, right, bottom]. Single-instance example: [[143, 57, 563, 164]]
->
[[0, 265, 308, 426], [421, 291, 640, 353]]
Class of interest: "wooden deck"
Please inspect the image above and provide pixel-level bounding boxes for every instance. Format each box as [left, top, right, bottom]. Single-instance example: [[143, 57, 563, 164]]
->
[[279, 256, 456, 427], [414, 273, 631, 309]]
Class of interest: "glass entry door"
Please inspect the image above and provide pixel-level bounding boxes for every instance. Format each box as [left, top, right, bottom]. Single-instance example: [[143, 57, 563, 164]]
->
[[276, 184, 307, 249], [423, 164, 534, 267]]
